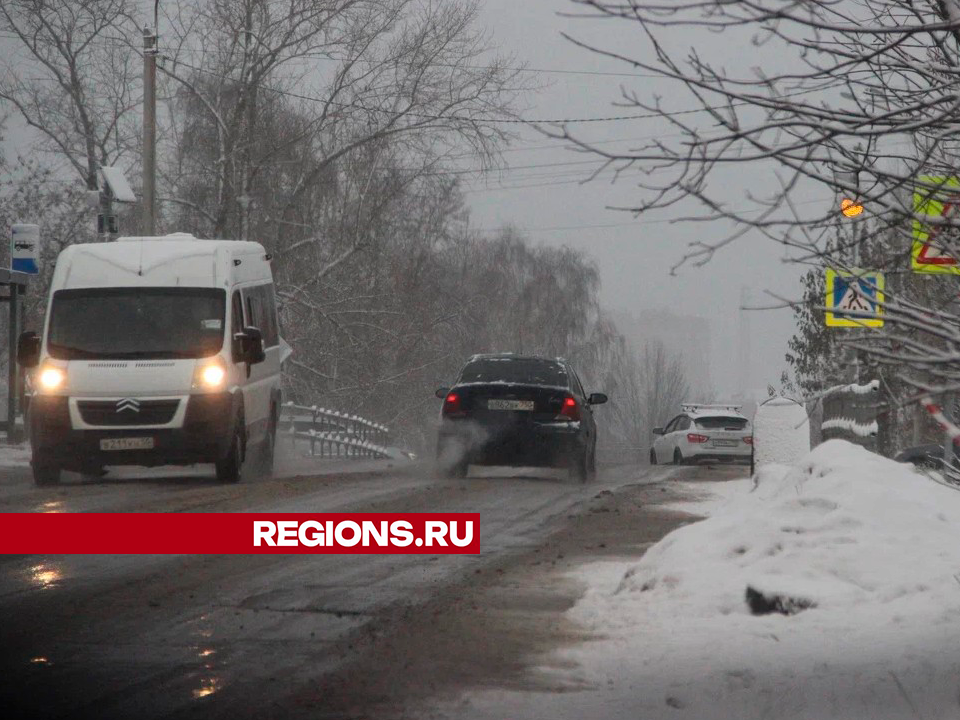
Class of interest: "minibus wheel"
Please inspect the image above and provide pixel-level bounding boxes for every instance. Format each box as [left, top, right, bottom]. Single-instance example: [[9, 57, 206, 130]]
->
[[216, 419, 244, 484], [33, 462, 61, 486]]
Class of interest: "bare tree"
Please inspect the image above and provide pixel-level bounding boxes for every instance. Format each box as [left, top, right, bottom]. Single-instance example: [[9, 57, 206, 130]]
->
[[0, 0, 140, 198], [159, 0, 527, 242], [561, 0, 960, 417]]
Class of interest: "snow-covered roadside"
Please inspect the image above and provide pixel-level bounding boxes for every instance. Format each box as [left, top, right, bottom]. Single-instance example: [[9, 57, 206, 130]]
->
[[454, 440, 960, 719], [663, 473, 754, 518]]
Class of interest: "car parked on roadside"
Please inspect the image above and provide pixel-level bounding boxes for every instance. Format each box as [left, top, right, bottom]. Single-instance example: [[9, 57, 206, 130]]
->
[[435, 353, 607, 481], [650, 404, 752, 466]]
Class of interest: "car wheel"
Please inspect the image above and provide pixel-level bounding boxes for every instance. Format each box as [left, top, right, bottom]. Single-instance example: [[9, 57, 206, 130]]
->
[[33, 461, 61, 487], [570, 449, 590, 483], [650, 449, 657, 466], [448, 461, 468, 479], [673, 448, 684, 466], [216, 418, 244, 484], [436, 439, 468, 479], [438, 457, 468, 479]]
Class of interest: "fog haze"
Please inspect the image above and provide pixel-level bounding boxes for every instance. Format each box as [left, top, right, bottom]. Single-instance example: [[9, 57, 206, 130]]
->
[[467, 0, 809, 398], [0, 0, 812, 399]]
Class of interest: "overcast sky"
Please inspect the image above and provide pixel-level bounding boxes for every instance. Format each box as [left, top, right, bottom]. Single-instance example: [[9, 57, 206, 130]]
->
[[1, 0, 816, 399], [463, 0, 811, 398]]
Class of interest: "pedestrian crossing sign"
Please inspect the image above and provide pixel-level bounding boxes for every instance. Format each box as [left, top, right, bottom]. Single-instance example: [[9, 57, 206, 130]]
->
[[825, 268, 884, 328]]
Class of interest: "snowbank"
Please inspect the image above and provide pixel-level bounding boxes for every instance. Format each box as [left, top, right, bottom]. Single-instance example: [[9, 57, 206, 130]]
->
[[607, 440, 960, 620], [752, 396, 809, 466], [559, 440, 960, 719]]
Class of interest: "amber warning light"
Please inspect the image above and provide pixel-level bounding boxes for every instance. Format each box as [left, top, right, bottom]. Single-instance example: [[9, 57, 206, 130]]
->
[[841, 198, 863, 218]]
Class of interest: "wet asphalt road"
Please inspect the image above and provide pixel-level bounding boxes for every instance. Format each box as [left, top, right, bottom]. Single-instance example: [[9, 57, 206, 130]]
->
[[0, 457, 681, 720]]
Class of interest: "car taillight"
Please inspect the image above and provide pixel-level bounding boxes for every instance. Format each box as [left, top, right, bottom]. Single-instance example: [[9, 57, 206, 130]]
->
[[687, 433, 708, 444], [442, 392, 466, 418], [743, 436, 753, 445], [559, 395, 580, 421]]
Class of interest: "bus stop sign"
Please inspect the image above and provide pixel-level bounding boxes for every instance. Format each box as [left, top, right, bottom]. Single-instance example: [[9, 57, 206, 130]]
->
[[11, 224, 40, 274]]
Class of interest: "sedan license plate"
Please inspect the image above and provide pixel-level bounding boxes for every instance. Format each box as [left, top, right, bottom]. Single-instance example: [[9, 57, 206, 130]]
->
[[487, 399, 534, 411], [100, 437, 155, 451], [713, 439, 738, 448]]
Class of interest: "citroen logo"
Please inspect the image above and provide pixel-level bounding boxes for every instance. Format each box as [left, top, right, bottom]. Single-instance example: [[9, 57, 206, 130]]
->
[[116, 398, 140, 413]]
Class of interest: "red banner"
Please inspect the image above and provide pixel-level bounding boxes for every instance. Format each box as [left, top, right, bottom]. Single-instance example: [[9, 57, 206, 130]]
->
[[0, 513, 480, 554]]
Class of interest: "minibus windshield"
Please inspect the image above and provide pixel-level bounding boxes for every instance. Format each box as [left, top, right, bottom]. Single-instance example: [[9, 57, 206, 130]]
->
[[47, 287, 226, 360]]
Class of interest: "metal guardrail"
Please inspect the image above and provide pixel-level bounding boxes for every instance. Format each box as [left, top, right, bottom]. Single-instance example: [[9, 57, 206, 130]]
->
[[279, 402, 391, 459]]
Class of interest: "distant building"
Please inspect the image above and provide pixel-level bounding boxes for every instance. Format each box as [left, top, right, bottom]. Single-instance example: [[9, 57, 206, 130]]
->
[[612, 308, 713, 397]]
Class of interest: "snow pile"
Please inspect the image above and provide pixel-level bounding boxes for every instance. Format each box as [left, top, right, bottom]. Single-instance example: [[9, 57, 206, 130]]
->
[[558, 440, 960, 718], [609, 440, 960, 620], [752, 396, 809, 466]]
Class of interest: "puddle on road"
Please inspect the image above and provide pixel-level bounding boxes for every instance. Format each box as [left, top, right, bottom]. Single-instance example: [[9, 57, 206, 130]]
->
[[29, 562, 62, 589], [193, 674, 223, 699], [189, 615, 226, 701]]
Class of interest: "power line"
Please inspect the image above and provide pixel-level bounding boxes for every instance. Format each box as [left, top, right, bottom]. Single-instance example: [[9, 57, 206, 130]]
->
[[1, 29, 847, 126], [471, 196, 832, 233], [0, 30, 664, 79], [166, 56, 728, 125]]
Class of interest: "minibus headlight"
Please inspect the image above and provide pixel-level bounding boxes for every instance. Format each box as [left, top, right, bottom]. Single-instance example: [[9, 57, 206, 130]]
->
[[192, 357, 227, 392], [37, 365, 66, 392]]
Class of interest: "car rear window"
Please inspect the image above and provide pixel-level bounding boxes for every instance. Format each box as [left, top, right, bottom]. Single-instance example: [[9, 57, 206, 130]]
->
[[458, 358, 568, 387], [695, 416, 748, 430]]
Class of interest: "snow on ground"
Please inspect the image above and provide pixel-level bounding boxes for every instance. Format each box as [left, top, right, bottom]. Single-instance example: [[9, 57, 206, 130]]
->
[[454, 440, 960, 719], [664, 474, 753, 518]]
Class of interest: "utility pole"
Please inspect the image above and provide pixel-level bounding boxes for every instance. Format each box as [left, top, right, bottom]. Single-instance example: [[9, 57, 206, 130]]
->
[[142, 26, 157, 235], [99, 176, 114, 239]]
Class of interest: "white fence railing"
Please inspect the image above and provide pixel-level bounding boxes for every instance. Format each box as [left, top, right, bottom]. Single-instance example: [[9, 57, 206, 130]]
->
[[279, 402, 392, 459]]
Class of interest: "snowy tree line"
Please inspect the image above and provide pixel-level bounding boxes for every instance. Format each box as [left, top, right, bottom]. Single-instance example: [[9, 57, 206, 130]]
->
[[0, 0, 692, 452]]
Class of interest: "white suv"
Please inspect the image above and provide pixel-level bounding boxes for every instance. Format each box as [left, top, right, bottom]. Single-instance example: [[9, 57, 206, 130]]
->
[[650, 404, 752, 465]]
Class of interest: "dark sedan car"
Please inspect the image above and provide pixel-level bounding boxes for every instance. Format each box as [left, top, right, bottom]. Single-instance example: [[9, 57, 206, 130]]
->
[[435, 354, 607, 481]]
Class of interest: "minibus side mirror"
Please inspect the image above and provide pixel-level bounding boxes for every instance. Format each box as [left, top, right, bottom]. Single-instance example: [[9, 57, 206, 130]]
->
[[652, 427, 664, 435], [238, 326, 266, 365], [435, 386, 450, 399], [17, 331, 40, 368], [587, 392, 608, 405]]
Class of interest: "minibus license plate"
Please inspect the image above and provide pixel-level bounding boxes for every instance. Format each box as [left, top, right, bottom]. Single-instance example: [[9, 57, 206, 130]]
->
[[100, 437, 154, 451], [488, 399, 534, 411]]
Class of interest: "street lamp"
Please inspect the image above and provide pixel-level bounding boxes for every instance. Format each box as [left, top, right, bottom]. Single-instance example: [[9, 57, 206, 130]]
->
[[841, 197, 864, 217]]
